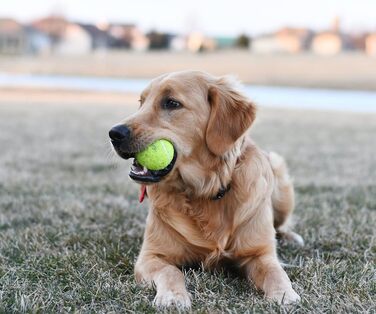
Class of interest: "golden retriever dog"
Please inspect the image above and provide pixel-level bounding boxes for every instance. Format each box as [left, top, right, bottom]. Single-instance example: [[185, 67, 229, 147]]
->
[[109, 70, 303, 308]]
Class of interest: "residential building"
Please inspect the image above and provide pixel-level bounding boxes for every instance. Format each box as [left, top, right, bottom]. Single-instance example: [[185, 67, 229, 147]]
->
[[0, 18, 50, 55], [252, 28, 313, 54], [365, 33, 376, 56], [55, 23, 92, 55], [32, 16, 92, 55], [109, 24, 149, 50], [311, 31, 353, 55]]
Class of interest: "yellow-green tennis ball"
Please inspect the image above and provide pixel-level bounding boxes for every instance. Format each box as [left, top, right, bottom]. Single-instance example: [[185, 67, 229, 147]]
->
[[135, 139, 174, 171]]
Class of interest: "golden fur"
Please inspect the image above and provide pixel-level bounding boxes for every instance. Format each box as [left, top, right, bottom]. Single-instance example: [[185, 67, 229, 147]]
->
[[113, 71, 303, 308]]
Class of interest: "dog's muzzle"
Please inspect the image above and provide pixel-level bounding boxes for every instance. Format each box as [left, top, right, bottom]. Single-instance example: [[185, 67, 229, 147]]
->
[[109, 124, 135, 159], [109, 124, 177, 183]]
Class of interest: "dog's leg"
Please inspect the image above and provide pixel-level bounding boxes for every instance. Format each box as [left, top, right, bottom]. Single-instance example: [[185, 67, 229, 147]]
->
[[270, 152, 304, 246], [238, 202, 301, 304], [245, 252, 300, 304], [135, 254, 191, 309]]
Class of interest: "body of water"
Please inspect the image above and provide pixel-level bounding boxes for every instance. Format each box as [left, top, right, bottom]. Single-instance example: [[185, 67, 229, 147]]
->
[[1, 72, 375, 113]]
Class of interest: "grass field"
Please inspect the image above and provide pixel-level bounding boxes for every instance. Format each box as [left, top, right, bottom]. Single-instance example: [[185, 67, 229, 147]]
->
[[0, 90, 375, 313]]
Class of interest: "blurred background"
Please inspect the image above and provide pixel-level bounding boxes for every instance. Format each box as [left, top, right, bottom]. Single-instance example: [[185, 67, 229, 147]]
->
[[1, 0, 376, 98]]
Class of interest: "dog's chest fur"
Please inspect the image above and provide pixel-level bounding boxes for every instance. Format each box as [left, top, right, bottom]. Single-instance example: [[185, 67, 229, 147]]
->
[[148, 177, 271, 265], [146, 143, 274, 266], [151, 193, 237, 264]]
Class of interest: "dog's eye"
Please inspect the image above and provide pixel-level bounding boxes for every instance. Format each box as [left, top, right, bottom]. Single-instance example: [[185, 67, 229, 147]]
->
[[163, 99, 182, 110]]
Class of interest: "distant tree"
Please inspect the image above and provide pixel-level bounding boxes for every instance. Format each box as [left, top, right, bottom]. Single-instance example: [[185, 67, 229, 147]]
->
[[235, 34, 251, 49], [147, 31, 170, 50]]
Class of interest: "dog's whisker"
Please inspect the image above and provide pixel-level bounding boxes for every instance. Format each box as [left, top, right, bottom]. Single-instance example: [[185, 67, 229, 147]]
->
[[104, 143, 121, 170]]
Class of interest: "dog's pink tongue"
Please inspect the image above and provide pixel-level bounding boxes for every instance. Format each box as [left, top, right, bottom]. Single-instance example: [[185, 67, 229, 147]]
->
[[139, 185, 147, 203]]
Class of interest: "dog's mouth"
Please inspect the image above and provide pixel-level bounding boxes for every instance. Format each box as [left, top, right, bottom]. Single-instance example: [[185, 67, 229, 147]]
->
[[127, 150, 177, 183], [111, 140, 177, 183]]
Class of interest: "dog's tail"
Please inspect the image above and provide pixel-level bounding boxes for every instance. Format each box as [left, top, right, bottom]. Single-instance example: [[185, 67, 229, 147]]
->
[[269, 152, 294, 229], [270, 152, 304, 246]]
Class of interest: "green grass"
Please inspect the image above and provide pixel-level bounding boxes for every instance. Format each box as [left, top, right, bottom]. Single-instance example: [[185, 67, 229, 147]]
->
[[0, 100, 375, 313]]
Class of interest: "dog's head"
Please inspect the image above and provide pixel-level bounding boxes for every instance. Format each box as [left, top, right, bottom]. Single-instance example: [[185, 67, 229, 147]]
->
[[109, 71, 256, 197]]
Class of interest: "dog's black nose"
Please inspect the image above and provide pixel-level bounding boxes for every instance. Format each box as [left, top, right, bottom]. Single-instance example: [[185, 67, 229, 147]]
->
[[109, 124, 131, 141]]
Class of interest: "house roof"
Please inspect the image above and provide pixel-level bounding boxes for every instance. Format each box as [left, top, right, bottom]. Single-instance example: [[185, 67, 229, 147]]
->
[[0, 18, 23, 33], [109, 23, 136, 29], [255, 27, 313, 40], [78, 23, 112, 38], [276, 27, 312, 38], [32, 16, 68, 38]]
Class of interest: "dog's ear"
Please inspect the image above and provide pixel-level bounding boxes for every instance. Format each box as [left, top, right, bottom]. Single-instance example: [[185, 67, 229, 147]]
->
[[206, 77, 256, 156]]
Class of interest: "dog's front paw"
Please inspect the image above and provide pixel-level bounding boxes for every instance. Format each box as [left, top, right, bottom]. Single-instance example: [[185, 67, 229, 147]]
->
[[153, 289, 191, 309], [267, 288, 300, 305]]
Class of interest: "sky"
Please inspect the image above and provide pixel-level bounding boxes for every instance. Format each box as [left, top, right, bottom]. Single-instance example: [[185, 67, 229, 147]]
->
[[1, 0, 376, 36]]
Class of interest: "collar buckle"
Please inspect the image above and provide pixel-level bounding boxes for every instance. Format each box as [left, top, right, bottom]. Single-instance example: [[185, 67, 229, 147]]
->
[[212, 184, 231, 201]]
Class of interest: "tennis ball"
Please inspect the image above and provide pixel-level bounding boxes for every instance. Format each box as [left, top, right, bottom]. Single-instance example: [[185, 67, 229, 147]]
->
[[135, 139, 174, 171]]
